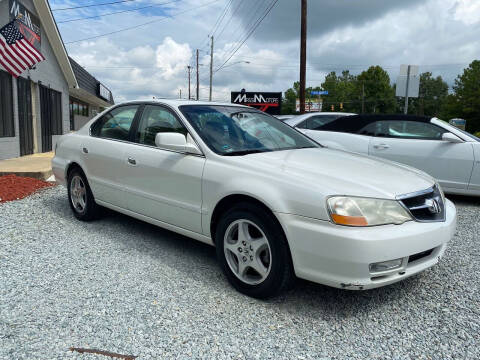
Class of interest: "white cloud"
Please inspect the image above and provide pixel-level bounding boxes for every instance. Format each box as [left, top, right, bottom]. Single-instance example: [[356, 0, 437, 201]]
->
[[155, 37, 192, 80], [59, 0, 480, 103], [453, 0, 480, 25]]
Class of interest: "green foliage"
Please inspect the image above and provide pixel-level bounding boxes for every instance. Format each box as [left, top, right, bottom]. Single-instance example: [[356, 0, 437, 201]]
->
[[281, 61, 480, 127], [450, 60, 480, 132], [408, 72, 449, 117]]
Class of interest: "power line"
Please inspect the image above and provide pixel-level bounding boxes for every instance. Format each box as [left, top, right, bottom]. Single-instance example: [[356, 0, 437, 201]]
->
[[210, 0, 234, 37], [215, 0, 279, 73], [217, 0, 268, 68], [57, 0, 181, 23], [214, 0, 246, 42], [51, 0, 136, 11], [64, 0, 220, 44]]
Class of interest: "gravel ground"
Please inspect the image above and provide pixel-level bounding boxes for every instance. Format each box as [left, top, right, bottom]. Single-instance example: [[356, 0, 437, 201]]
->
[[0, 187, 479, 360]]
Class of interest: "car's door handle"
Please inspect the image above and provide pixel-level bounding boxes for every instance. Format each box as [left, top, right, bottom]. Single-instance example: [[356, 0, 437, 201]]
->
[[127, 157, 137, 165], [373, 144, 390, 150], [82, 147, 88, 154]]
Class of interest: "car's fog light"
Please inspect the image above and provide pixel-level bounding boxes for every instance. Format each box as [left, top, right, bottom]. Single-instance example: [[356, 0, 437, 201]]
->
[[369, 259, 402, 273]]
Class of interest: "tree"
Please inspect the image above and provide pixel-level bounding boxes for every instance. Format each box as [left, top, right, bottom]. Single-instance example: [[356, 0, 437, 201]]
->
[[282, 81, 322, 114], [321, 71, 359, 113], [357, 66, 396, 114], [408, 72, 448, 117], [443, 60, 480, 133]]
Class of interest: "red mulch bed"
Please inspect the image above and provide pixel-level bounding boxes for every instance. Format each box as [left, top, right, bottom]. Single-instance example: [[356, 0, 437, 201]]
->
[[0, 174, 56, 203]]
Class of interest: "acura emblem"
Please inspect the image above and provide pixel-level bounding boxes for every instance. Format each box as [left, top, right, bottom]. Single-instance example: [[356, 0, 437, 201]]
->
[[425, 199, 441, 214]]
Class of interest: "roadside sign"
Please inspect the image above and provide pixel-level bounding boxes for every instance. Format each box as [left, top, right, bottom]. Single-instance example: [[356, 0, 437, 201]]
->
[[449, 118, 466, 130], [311, 90, 328, 96]]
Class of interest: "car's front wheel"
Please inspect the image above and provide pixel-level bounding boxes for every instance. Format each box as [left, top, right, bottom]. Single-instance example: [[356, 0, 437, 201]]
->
[[215, 203, 294, 299], [67, 168, 99, 221]]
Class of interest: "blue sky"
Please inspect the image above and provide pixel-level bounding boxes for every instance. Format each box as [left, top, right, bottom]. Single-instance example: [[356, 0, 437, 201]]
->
[[48, 0, 480, 103]]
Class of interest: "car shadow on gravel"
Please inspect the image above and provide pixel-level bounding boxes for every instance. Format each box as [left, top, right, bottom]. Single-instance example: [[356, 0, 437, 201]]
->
[[42, 192, 426, 316]]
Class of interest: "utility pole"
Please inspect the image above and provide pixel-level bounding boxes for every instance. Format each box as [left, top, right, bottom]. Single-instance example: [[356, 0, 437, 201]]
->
[[299, 0, 307, 114], [209, 36, 214, 101], [187, 65, 191, 100], [179, 89, 182, 99], [404, 65, 411, 114], [361, 81, 365, 113], [196, 49, 200, 101]]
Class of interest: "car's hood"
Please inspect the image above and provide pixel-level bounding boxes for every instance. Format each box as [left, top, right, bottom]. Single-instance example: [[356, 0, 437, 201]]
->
[[230, 148, 435, 199]]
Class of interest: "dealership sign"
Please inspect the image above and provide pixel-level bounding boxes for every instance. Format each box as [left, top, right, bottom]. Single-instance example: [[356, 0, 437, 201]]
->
[[231, 92, 282, 115], [9, 0, 41, 51], [98, 83, 112, 101]]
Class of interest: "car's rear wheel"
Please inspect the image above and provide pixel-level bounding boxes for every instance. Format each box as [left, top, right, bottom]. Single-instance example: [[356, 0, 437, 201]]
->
[[215, 202, 294, 299], [67, 168, 99, 221]]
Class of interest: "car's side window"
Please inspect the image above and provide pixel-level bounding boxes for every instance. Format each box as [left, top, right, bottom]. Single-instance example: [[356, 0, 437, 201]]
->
[[296, 120, 308, 129], [91, 105, 139, 141], [135, 105, 187, 146], [363, 120, 447, 140], [308, 115, 342, 130]]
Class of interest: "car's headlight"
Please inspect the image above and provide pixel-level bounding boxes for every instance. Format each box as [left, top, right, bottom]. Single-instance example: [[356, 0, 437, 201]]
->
[[327, 196, 412, 227]]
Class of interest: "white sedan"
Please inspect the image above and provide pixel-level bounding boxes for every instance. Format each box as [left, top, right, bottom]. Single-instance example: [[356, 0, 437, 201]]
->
[[52, 100, 456, 298], [288, 114, 480, 196]]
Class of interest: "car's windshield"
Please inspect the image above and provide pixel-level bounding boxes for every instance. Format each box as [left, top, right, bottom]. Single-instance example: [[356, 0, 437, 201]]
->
[[179, 105, 319, 155]]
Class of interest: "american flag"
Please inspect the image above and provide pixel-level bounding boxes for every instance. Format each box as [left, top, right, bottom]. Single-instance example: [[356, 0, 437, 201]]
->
[[0, 20, 45, 78]]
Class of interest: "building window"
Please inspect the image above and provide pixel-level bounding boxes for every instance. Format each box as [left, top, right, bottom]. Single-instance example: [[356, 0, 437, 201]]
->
[[0, 70, 14, 137], [69, 98, 89, 117]]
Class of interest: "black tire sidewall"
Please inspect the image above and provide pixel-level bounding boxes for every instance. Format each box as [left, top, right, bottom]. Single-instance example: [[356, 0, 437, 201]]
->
[[215, 203, 293, 299]]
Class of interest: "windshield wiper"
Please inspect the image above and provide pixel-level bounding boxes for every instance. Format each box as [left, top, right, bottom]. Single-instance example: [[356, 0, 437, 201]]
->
[[222, 149, 271, 156]]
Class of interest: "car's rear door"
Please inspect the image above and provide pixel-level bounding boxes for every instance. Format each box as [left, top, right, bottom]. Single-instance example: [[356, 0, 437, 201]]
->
[[121, 104, 205, 234], [82, 104, 141, 208], [367, 119, 474, 190]]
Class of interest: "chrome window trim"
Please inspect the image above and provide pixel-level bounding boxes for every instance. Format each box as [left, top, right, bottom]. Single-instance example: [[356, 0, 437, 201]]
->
[[88, 102, 205, 157]]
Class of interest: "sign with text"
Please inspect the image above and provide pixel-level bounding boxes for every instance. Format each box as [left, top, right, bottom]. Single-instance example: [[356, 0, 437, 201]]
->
[[311, 90, 328, 96], [98, 83, 112, 101], [231, 92, 282, 115], [9, 0, 41, 51]]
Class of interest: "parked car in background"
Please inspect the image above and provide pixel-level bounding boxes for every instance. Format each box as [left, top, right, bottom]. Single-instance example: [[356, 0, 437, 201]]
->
[[53, 101, 456, 298], [294, 114, 480, 196], [284, 112, 356, 129], [275, 115, 297, 121]]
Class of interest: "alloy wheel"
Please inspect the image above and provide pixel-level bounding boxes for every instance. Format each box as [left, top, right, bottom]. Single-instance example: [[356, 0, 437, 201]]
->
[[70, 175, 87, 213], [223, 219, 272, 285]]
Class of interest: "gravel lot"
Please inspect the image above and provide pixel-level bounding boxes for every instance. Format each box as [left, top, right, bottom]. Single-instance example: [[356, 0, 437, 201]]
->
[[1, 186, 479, 360]]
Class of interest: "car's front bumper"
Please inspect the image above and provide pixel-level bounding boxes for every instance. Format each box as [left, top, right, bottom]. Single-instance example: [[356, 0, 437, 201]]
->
[[277, 199, 456, 290]]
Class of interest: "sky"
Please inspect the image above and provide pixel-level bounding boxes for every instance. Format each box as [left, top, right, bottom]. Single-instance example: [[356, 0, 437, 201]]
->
[[48, 0, 480, 103]]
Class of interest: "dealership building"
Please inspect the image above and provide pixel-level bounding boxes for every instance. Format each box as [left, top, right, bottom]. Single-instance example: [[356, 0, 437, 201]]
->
[[0, 0, 113, 160]]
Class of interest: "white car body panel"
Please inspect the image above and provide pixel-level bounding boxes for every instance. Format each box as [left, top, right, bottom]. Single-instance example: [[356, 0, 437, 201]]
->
[[52, 100, 457, 290], [299, 116, 480, 195]]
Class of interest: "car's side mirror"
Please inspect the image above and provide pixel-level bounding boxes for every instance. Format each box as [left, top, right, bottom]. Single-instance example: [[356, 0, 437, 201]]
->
[[442, 132, 463, 143], [155, 132, 202, 155]]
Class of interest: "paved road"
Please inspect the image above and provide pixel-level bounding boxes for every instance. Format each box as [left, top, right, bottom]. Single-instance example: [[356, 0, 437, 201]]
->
[[0, 187, 479, 359]]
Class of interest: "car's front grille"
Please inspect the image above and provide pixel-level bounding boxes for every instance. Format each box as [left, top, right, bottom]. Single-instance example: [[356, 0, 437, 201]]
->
[[398, 186, 445, 222]]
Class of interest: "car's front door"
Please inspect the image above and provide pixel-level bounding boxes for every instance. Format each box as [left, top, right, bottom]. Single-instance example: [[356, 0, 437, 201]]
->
[[122, 104, 205, 234], [82, 104, 140, 208], [367, 120, 475, 190], [468, 143, 480, 192]]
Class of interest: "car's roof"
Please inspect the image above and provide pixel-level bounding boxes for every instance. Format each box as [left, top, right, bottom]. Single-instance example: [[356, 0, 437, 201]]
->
[[116, 98, 249, 108], [286, 112, 356, 126], [340, 114, 432, 122]]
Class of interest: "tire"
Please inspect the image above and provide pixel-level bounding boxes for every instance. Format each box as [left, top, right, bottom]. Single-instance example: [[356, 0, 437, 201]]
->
[[215, 202, 295, 299], [67, 168, 100, 221]]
